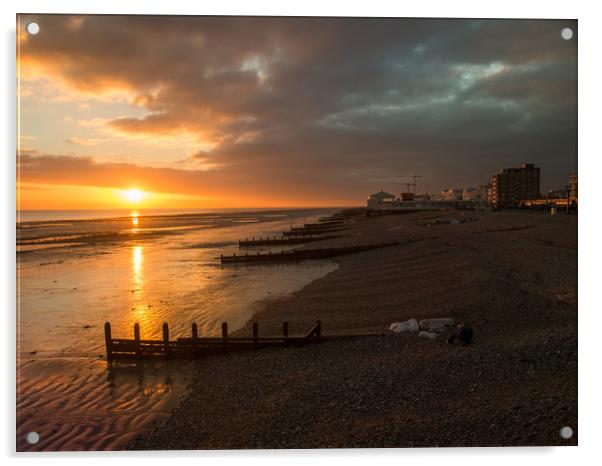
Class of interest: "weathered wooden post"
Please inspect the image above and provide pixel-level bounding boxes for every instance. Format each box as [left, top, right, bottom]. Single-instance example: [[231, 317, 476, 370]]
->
[[191, 322, 199, 356], [162, 322, 169, 358], [252, 322, 258, 349], [104, 322, 113, 361], [222, 322, 228, 353], [134, 322, 141, 359]]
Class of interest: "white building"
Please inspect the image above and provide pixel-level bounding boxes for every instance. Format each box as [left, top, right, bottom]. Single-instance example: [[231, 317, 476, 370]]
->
[[367, 189, 471, 214], [367, 190, 397, 210]]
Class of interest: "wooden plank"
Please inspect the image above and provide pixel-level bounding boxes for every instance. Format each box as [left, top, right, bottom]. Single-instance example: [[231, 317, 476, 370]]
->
[[222, 322, 228, 352], [104, 322, 113, 361], [162, 322, 170, 358], [134, 323, 141, 358], [176, 336, 302, 343]]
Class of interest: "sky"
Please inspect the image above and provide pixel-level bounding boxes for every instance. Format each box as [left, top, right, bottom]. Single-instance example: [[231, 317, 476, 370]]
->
[[17, 15, 577, 209]]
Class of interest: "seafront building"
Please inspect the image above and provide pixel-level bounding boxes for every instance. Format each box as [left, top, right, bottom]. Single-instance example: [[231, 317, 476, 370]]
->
[[476, 184, 491, 202], [366, 189, 473, 214], [568, 173, 578, 202], [366, 190, 397, 210], [441, 188, 463, 201], [462, 187, 477, 201], [366, 163, 572, 214], [547, 189, 567, 199], [489, 163, 541, 208]]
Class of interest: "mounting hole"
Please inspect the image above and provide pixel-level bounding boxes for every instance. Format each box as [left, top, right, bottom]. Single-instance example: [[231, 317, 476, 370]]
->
[[561, 28, 573, 40], [559, 426, 573, 439], [26, 431, 40, 445], [26, 22, 40, 35]]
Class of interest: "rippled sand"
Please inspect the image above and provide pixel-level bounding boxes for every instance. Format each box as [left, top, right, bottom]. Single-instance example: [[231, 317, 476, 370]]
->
[[17, 208, 339, 451]]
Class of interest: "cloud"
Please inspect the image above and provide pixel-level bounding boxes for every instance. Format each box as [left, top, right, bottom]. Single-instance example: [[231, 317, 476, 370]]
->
[[17, 152, 367, 204], [18, 15, 577, 194], [66, 137, 101, 146]]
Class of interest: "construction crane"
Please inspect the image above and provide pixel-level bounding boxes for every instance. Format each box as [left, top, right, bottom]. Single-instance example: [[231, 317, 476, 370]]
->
[[397, 175, 423, 194]]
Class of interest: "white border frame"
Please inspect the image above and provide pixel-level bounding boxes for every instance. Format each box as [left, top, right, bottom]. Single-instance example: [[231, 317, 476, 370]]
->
[[3, 1, 600, 464]]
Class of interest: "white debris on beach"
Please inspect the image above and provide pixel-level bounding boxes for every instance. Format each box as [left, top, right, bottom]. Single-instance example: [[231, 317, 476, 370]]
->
[[389, 319, 419, 333], [419, 318, 455, 333], [389, 317, 456, 341]]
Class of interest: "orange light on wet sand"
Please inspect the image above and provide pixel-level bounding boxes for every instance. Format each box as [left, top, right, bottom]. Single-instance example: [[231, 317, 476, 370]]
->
[[122, 188, 145, 203], [132, 245, 143, 277]]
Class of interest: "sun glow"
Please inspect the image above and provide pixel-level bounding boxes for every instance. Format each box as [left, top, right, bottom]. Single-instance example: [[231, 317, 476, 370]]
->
[[122, 188, 146, 203]]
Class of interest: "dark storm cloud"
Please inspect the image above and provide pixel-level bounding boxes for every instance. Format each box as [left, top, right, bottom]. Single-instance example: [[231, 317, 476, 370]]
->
[[20, 15, 577, 198]]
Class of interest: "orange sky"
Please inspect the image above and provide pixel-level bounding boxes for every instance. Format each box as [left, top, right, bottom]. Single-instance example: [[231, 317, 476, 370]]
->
[[16, 15, 362, 209], [17, 15, 577, 210]]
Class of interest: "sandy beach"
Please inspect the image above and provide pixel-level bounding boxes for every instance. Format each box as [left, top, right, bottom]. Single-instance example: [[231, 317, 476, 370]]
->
[[131, 208, 577, 449], [16, 208, 339, 451]]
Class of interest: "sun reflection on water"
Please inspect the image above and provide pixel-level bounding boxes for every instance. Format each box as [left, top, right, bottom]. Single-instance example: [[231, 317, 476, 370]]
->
[[130, 211, 140, 230], [133, 245, 143, 275], [130, 245, 147, 326]]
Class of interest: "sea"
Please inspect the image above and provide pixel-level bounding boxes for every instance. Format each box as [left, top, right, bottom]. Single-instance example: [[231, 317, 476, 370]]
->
[[16, 207, 340, 451]]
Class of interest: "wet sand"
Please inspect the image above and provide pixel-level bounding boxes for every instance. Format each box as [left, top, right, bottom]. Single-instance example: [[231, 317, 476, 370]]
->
[[132, 209, 577, 449], [16, 208, 339, 451]]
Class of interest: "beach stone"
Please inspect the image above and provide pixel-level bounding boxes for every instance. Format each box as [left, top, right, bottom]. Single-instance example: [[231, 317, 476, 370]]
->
[[418, 331, 439, 339], [419, 318, 455, 333], [389, 319, 419, 333]]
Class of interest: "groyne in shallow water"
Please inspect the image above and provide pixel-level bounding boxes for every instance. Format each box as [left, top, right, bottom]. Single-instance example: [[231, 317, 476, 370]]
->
[[17, 208, 341, 451], [221, 239, 426, 264], [238, 235, 341, 247]]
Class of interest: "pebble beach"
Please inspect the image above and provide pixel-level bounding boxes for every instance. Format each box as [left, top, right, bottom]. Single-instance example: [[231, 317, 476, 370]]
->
[[131, 209, 578, 449]]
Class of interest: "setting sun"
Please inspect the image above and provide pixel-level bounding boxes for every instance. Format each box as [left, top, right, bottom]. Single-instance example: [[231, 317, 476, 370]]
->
[[122, 189, 145, 203]]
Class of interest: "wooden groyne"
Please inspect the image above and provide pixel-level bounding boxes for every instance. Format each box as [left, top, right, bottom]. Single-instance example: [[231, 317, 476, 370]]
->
[[105, 321, 384, 360], [291, 223, 346, 231], [239, 235, 341, 247], [318, 218, 345, 225], [221, 240, 413, 264], [105, 321, 323, 360], [319, 213, 346, 222], [283, 226, 347, 236]]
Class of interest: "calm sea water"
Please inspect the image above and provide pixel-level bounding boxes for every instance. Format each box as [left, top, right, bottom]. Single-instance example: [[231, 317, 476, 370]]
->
[[16, 208, 340, 451], [18, 207, 309, 222]]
